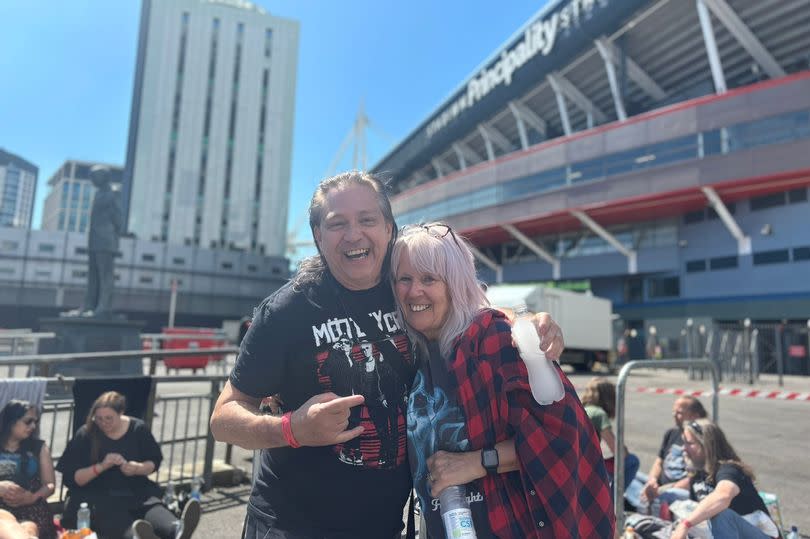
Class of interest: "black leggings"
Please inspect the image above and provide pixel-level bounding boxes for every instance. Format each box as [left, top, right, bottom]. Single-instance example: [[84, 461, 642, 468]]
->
[[64, 497, 178, 539]]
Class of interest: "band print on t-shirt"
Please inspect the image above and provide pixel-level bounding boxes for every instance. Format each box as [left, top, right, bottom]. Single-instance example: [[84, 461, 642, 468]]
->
[[313, 309, 413, 470]]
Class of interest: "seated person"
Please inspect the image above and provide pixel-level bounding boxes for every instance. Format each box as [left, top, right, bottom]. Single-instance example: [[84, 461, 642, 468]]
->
[[0, 400, 57, 539], [671, 419, 778, 539], [56, 391, 200, 539], [0, 508, 37, 539], [580, 378, 640, 494], [642, 395, 707, 515]]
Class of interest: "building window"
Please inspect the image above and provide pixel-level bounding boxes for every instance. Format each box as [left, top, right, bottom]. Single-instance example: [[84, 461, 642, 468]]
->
[[142, 253, 156, 262], [707, 203, 734, 219], [172, 257, 186, 265], [34, 270, 52, 278], [749, 193, 785, 211], [793, 246, 810, 261], [0, 240, 19, 252], [0, 267, 14, 276], [139, 276, 154, 284], [72, 270, 87, 278], [686, 260, 706, 273], [625, 276, 643, 304], [272, 267, 282, 275], [648, 276, 680, 298], [75, 247, 88, 255], [788, 188, 807, 204], [38, 244, 56, 253], [247, 264, 257, 272], [221, 262, 233, 270], [753, 249, 790, 265], [709, 255, 738, 270], [264, 29, 272, 57]]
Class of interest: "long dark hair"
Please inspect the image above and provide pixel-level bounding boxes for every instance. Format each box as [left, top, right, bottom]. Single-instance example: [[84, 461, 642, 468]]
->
[[293, 171, 398, 290], [85, 391, 127, 463], [0, 399, 39, 450]]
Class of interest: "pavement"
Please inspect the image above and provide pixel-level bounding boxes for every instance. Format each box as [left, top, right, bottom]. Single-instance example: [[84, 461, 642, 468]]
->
[[188, 366, 810, 538]]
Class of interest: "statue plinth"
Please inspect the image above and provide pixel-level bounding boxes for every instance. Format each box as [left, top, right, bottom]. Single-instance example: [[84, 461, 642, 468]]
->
[[37, 317, 145, 377]]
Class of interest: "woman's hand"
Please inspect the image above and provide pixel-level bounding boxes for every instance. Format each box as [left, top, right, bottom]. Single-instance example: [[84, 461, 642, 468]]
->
[[670, 521, 688, 539], [101, 452, 125, 469], [120, 461, 144, 476], [2, 487, 36, 507], [0, 481, 26, 503], [426, 450, 482, 497]]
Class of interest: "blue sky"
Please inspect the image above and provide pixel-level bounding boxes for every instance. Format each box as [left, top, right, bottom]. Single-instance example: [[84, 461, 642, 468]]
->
[[0, 0, 548, 248]]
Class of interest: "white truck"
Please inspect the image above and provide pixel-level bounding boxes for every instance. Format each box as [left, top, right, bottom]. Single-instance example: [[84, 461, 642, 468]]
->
[[486, 283, 613, 372]]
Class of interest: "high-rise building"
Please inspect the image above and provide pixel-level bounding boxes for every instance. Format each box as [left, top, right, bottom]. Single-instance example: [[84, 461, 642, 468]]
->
[[41, 161, 123, 233], [0, 149, 38, 229], [124, 0, 299, 255]]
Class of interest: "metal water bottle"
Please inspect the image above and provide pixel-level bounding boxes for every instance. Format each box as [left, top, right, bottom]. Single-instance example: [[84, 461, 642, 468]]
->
[[77, 502, 91, 530], [439, 485, 477, 539]]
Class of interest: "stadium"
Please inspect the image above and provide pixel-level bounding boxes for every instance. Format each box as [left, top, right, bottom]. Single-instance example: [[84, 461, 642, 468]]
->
[[371, 0, 810, 363]]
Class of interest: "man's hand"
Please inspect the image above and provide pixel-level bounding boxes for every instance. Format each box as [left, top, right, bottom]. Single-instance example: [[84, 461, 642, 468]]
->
[[290, 393, 365, 447], [426, 450, 482, 497], [534, 312, 564, 360], [642, 478, 659, 502]]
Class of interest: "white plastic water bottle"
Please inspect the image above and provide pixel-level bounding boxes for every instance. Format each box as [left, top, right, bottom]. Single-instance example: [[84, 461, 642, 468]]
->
[[439, 485, 477, 539], [77, 501, 91, 530], [511, 304, 565, 405], [787, 526, 799, 539], [190, 476, 203, 501], [163, 480, 176, 507]]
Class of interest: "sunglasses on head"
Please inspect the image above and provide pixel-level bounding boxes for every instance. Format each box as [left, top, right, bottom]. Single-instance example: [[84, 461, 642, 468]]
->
[[402, 223, 461, 248]]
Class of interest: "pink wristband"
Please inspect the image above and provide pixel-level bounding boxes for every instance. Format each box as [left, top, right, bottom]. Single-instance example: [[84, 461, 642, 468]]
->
[[281, 412, 301, 448], [682, 519, 693, 529]]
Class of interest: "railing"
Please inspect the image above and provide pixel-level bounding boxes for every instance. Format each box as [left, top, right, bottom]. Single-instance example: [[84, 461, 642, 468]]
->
[[0, 331, 55, 377], [0, 347, 241, 503], [613, 359, 719, 532]]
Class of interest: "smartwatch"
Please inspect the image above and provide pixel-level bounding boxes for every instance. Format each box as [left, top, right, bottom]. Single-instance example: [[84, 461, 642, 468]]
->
[[481, 447, 499, 474]]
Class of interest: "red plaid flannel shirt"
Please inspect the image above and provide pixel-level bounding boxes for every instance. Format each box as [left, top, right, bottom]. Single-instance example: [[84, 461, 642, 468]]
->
[[448, 309, 615, 538]]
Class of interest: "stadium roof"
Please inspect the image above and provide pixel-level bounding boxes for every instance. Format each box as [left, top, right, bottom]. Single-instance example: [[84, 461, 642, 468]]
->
[[372, 0, 810, 193]]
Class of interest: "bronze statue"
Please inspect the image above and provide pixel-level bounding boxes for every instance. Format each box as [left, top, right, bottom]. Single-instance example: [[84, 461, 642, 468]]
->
[[62, 165, 123, 318]]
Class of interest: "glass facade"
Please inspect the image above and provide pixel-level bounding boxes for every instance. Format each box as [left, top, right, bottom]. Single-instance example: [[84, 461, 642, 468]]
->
[[397, 109, 810, 225]]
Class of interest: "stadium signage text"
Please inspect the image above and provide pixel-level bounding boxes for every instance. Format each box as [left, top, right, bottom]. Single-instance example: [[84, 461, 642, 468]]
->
[[426, 0, 606, 138]]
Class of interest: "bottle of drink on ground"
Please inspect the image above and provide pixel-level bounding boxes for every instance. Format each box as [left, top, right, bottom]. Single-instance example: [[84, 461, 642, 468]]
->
[[190, 476, 203, 500], [511, 303, 565, 405], [439, 485, 477, 539], [163, 480, 176, 508], [77, 501, 91, 530], [623, 525, 637, 539]]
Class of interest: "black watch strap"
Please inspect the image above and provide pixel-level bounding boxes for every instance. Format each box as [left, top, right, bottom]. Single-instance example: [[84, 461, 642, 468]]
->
[[481, 447, 499, 474]]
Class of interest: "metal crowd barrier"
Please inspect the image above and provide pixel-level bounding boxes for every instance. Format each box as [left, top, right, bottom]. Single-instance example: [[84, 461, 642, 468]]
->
[[613, 358, 720, 532], [0, 347, 240, 503], [0, 331, 55, 378]]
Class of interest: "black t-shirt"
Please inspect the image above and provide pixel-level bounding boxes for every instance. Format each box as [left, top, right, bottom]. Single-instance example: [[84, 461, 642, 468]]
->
[[690, 463, 769, 516], [657, 427, 687, 484], [56, 417, 163, 503], [231, 277, 416, 538], [407, 342, 494, 539]]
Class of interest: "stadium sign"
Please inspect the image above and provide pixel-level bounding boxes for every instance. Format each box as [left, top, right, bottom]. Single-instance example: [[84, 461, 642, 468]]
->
[[426, 0, 607, 138]]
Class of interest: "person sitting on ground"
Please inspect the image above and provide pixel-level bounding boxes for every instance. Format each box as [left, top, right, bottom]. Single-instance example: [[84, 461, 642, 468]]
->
[[392, 223, 614, 538], [671, 418, 778, 539], [56, 391, 200, 539], [580, 378, 640, 495], [642, 395, 707, 515], [0, 509, 37, 539], [0, 400, 57, 539]]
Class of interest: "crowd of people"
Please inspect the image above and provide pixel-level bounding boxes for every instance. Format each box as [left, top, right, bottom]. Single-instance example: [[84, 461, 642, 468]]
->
[[0, 392, 200, 539]]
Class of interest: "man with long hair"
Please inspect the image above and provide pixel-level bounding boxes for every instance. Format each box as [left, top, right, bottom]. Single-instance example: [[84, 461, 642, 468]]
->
[[671, 419, 778, 539]]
